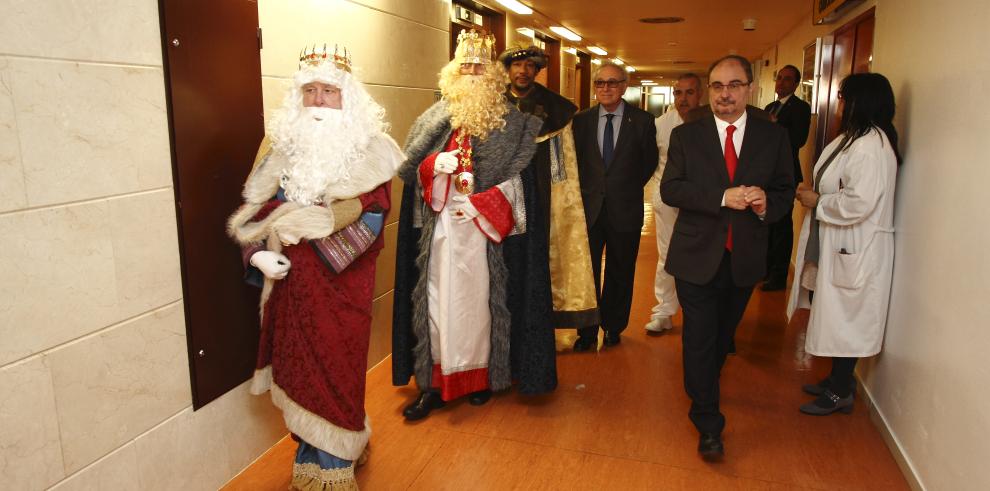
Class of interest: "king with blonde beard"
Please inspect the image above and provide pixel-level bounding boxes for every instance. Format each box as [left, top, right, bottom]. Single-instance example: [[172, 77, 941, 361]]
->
[[391, 30, 558, 422], [227, 46, 403, 490]]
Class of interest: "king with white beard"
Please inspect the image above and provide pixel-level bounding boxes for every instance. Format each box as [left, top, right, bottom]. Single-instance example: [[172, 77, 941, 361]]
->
[[392, 30, 557, 422], [227, 46, 403, 490]]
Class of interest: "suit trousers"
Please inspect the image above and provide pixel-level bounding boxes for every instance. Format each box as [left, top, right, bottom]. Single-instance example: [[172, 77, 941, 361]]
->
[[765, 204, 794, 282], [676, 250, 754, 435], [579, 206, 641, 338]]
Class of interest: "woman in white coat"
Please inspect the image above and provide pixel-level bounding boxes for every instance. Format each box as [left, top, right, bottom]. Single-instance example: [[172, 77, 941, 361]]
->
[[787, 73, 901, 415]]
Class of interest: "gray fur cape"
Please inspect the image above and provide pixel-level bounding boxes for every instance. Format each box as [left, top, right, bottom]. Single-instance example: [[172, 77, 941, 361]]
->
[[392, 100, 555, 394]]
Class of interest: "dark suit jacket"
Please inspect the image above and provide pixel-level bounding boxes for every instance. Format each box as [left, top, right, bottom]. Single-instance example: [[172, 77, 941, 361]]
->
[[661, 107, 796, 286], [765, 96, 811, 183], [573, 101, 659, 232]]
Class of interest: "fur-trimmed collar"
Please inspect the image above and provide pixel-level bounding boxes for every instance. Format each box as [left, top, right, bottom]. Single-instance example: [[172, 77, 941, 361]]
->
[[243, 133, 404, 205], [398, 100, 541, 192]]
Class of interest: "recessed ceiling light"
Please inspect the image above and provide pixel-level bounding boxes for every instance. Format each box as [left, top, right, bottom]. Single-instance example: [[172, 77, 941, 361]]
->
[[626, 66, 636, 72], [640, 80, 654, 83], [549, 26, 582, 41], [495, 0, 533, 15], [612, 58, 624, 65], [587, 46, 608, 56], [591, 59, 602, 65], [639, 17, 685, 24], [563, 47, 577, 55], [516, 27, 535, 38]]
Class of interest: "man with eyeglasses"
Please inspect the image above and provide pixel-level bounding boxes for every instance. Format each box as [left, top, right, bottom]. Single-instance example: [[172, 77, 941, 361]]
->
[[645, 73, 703, 335], [762, 65, 812, 292], [571, 62, 659, 351], [661, 55, 795, 460]]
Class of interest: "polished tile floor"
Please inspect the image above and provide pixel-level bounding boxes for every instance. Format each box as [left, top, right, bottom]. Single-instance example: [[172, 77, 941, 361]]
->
[[224, 208, 908, 490]]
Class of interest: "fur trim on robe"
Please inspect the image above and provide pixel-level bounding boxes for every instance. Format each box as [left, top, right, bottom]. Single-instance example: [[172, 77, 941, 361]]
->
[[395, 100, 541, 393], [227, 133, 403, 317]]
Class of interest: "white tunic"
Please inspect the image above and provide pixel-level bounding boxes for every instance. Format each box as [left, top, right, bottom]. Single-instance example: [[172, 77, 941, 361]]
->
[[425, 171, 520, 380], [787, 128, 897, 357]]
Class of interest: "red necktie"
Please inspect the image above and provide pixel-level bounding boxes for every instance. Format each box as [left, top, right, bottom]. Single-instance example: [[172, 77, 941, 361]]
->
[[725, 124, 738, 251]]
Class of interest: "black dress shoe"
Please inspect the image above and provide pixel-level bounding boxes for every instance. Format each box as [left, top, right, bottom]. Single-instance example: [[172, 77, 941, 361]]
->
[[698, 433, 724, 461], [802, 377, 856, 396], [799, 389, 854, 415], [402, 391, 445, 421], [468, 389, 492, 406], [573, 335, 596, 352], [761, 278, 787, 291], [603, 331, 621, 347]]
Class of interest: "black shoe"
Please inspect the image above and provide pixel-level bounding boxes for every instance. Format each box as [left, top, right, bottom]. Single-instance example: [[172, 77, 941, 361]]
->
[[468, 389, 492, 406], [799, 389, 854, 415], [761, 278, 787, 291], [402, 391, 445, 421], [573, 335, 596, 352], [603, 331, 621, 347], [698, 433, 724, 461], [802, 377, 856, 396]]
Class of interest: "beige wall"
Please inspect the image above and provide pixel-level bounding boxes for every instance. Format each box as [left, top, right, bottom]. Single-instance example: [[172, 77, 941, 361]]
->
[[868, 0, 990, 489], [0, 1, 448, 490], [759, 1, 990, 489]]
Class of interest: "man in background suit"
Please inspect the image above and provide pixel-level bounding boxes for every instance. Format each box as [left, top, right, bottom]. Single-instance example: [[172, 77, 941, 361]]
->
[[661, 55, 794, 459], [762, 65, 811, 291], [572, 62, 659, 351]]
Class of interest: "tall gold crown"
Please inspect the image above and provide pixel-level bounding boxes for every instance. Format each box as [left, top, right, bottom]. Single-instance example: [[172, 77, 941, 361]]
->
[[454, 30, 495, 65], [298, 44, 352, 73]]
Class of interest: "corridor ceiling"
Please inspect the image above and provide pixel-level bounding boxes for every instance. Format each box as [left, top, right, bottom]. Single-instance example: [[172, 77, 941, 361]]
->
[[522, 0, 808, 82]]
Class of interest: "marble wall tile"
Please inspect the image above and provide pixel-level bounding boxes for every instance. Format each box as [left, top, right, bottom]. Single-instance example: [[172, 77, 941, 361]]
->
[[0, 0, 162, 66], [0, 200, 119, 366], [0, 58, 27, 213], [259, 0, 448, 89], [8, 58, 172, 207], [364, 84, 440, 145], [134, 408, 231, 491], [48, 444, 140, 491], [210, 382, 288, 476], [0, 356, 65, 490], [368, 290, 394, 369], [373, 222, 398, 298], [134, 381, 287, 491], [49, 303, 191, 473], [351, 0, 450, 30], [108, 190, 182, 320]]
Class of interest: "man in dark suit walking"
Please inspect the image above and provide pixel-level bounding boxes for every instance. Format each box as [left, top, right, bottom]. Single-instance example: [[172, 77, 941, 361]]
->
[[571, 62, 659, 351], [661, 55, 795, 459], [762, 65, 811, 291]]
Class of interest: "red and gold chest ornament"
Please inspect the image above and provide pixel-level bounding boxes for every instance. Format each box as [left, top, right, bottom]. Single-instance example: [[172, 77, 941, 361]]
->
[[454, 131, 475, 195]]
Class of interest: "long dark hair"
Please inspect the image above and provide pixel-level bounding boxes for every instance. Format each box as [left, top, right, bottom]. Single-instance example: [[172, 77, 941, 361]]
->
[[838, 72, 902, 165]]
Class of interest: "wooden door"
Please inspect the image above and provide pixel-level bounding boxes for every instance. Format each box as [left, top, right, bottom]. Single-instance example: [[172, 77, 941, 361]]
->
[[450, 1, 505, 61], [577, 52, 591, 109], [160, 0, 265, 409], [814, 8, 875, 158]]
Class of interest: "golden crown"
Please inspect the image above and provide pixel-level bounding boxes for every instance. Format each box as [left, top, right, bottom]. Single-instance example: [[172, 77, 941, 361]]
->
[[298, 44, 351, 73], [454, 29, 495, 65]]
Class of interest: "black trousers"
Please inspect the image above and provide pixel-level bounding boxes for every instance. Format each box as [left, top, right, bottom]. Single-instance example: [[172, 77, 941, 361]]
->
[[829, 357, 858, 398], [676, 250, 754, 435], [765, 204, 794, 282], [578, 208, 641, 338]]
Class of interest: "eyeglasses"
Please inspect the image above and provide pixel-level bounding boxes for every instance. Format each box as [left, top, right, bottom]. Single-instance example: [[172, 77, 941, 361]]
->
[[708, 81, 751, 92], [594, 79, 627, 89]]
